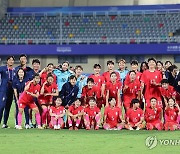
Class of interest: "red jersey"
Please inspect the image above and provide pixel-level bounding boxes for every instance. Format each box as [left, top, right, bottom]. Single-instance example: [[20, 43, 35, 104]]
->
[[102, 71, 120, 83], [165, 107, 179, 123], [145, 107, 162, 123], [126, 108, 144, 124], [141, 70, 162, 99], [159, 85, 176, 99], [50, 106, 65, 115], [69, 105, 84, 115], [40, 72, 57, 84], [19, 82, 40, 103], [89, 74, 105, 98], [39, 82, 58, 102], [81, 85, 96, 104], [106, 81, 122, 98], [104, 106, 122, 124], [84, 106, 100, 118], [123, 80, 141, 99]]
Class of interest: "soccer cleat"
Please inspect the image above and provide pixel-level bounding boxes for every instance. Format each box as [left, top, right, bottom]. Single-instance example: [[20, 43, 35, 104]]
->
[[129, 127, 134, 130], [74, 127, 78, 130], [2, 124, 10, 129], [37, 125, 43, 129], [42, 124, 47, 129], [14, 125, 19, 129], [69, 127, 73, 130], [16, 126, 23, 130], [57, 125, 61, 130], [136, 127, 140, 130], [54, 125, 57, 130], [25, 124, 31, 129]]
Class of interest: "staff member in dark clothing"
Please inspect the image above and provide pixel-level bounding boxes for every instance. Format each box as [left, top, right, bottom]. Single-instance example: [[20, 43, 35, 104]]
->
[[0, 56, 16, 128]]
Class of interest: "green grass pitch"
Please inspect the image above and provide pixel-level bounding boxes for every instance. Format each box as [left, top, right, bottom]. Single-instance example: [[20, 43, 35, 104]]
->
[[0, 105, 179, 154]]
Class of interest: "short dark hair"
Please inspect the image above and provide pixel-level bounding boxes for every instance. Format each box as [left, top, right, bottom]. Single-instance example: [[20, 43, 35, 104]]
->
[[87, 78, 94, 83], [161, 79, 169, 84], [157, 61, 163, 66], [93, 64, 101, 69], [53, 96, 62, 105], [74, 98, 81, 102], [16, 67, 26, 79], [69, 75, 77, 80], [89, 97, 96, 102], [32, 59, 40, 65], [168, 65, 178, 72], [147, 57, 157, 64], [62, 61, 70, 66], [131, 98, 140, 104], [46, 73, 54, 79], [110, 71, 117, 77], [107, 60, 114, 66], [131, 60, 138, 66], [165, 61, 172, 66], [6, 55, 15, 61], [47, 63, 54, 67], [19, 54, 27, 60], [129, 70, 136, 75], [108, 97, 115, 102], [75, 65, 83, 71], [33, 73, 40, 78]]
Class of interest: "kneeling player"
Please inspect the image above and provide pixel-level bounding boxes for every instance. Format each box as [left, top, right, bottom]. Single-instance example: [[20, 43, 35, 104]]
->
[[17, 74, 42, 129], [67, 98, 84, 130], [49, 96, 65, 130], [145, 97, 163, 130], [164, 98, 180, 131], [84, 97, 101, 130], [103, 97, 125, 130], [125, 99, 144, 130]]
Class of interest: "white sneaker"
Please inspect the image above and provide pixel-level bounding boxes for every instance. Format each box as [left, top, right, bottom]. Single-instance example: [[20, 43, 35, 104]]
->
[[14, 125, 19, 129], [2, 124, 9, 128], [54, 125, 57, 130], [16, 126, 23, 130], [25, 124, 31, 129], [37, 125, 43, 129], [136, 127, 140, 130], [57, 125, 61, 130], [129, 127, 134, 130]]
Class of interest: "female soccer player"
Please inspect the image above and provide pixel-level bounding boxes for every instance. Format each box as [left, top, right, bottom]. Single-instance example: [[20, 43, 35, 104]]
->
[[125, 99, 144, 130], [17, 73, 42, 129], [84, 97, 101, 130], [49, 96, 65, 130], [39, 73, 58, 128], [164, 98, 180, 131], [13, 68, 30, 129], [67, 98, 84, 130], [106, 72, 122, 108], [104, 97, 125, 130], [145, 97, 163, 130]]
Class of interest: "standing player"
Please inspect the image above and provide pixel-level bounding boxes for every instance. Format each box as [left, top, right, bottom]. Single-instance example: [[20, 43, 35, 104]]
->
[[102, 60, 120, 83], [17, 74, 42, 129], [13, 68, 29, 129], [84, 97, 101, 130], [141, 58, 162, 108], [145, 97, 163, 130], [0, 56, 16, 128], [67, 98, 84, 130], [116, 59, 129, 84], [125, 99, 144, 130], [81, 78, 96, 106], [106, 72, 122, 108], [39, 73, 58, 128], [49, 96, 65, 130], [123, 71, 141, 111], [89, 64, 106, 109], [103, 98, 125, 130], [164, 98, 180, 131], [74, 65, 87, 98], [53, 61, 73, 92]]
